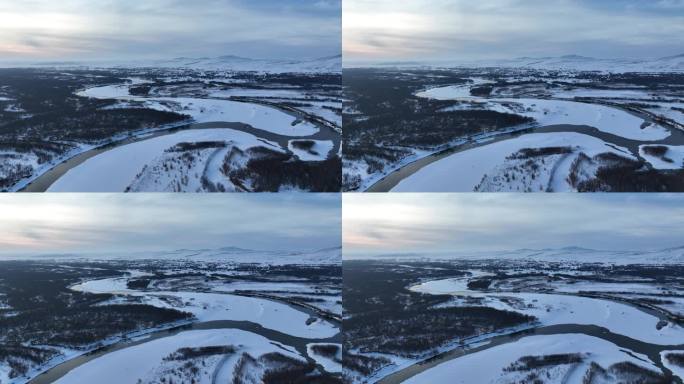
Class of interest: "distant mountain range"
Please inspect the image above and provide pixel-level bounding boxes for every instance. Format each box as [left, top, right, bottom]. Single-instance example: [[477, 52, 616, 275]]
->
[[478, 53, 684, 73], [352, 53, 684, 73], [150, 54, 341, 73], [360, 245, 684, 265], [0, 54, 342, 74], [6, 246, 342, 265]]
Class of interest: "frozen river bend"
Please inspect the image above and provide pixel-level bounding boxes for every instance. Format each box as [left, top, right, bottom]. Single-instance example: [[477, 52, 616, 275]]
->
[[49, 260, 340, 383], [390, 80, 684, 192], [343, 257, 684, 384], [41, 77, 341, 192], [70, 275, 338, 339], [0, 248, 342, 384], [342, 67, 684, 192], [396, 267, 684, 384], [0, 65, 341, 192]]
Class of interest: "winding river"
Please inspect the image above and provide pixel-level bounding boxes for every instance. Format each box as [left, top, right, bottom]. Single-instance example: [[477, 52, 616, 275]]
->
[[27, 275, 341, 384], [378, 324, 684, 384], [19, 100, 341, 193], [30, 320, 340, 384], [366, 87, 684, 192], [374, 275, 684, 384]]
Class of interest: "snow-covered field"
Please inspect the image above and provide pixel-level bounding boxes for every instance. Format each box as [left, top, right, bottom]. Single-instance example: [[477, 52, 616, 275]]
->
[[307, 343, 342, 374], [78, 84, 320, 137], [415, 78, 495, 101], [501, 98, 670, 141], [404, 334, 659, 384], [54, 329, 303, 384], [13, 246, 343, 265], [392, 132, 634, 192], [550, 88, 659, 100], [418, 87, 671, 141], [50, 54, 343, 74], [662, 351, 684, 381], [299, 103, 342, 127], [411, 276, 684, 345], [2, 67, 341, 191], [640, 145, 684, 169], [0, 249, 341, 384], [391, 259, 684, 383], [214, 280, 342, 316], [48, 128, 281, 192], [345, 67, 684, 192], [208, 88, 308, 99], [288, 139, 334, 161], [412, 246, 684, 265], [71, 276, 338, 339]]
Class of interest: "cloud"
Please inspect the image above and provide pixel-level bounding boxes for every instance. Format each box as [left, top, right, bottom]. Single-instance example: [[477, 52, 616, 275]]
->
[[0, 194, 341, 255], [343, 194, 684, 257], [0, 0, 341, 60], [343, 0, 684, 62], [657, 0, 684, 9]]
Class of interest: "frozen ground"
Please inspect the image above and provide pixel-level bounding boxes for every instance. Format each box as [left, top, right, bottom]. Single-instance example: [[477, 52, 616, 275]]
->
[[214, 280, 341, 317], [404, 334, 659, 384], [40, 54, 343, 74], [499, 98, 670, 141], [392, 132, 634, 192], [408, 246, 684, 265], [470, 54, 684, 73], [415, 78, 496, 101], [550, 88, 659, 100], [14, 246, 343, 265], [411, 276, 684, 345], [288, 139, 334, 161], [307, 343, 342, 374], [2, 68, 341, 191], [54, 329, 303, 384], [418, 87, 671, 141], [79, 84, 320, 137], [72, 277, 338, 339], [662, 351, 684, 381], [47, 128, 282, 192], [394, 261, 684, 383], [0, 252, 341, 384], [299, 103, 342, 127], [640, 145, 684, 170]]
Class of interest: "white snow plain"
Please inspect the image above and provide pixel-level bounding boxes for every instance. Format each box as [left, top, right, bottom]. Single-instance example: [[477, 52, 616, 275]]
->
[[71, 277, 338, 339], [640, 145, 684, 170], [307, 343, 342, 373], [78, 85, 319, 136], [502, 98, 670, 141], [288, 140, 334, 161], [392, 132, 634, 192], [21, 246, 343, 265], [54, 329, 303, 384], [411, 277, 684, 345], [404, 334, 659, 384], [418, 86, 670, 141], [47, 128, 281, 192], [662, 351, 684, 381]]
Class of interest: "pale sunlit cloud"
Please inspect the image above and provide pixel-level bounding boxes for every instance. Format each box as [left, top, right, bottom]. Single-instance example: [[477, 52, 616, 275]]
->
[[343, 0, 684, 63], [0, 0, 341, 61], [0, 194, 341, 256], [343, 194, 684, 258]]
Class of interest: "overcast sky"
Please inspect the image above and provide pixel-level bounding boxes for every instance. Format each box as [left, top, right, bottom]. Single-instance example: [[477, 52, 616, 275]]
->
[[344, 0, 684, 63], [0, 0, 341, 61], [344, 194, 684, 258], [0, 194, 340, 256]]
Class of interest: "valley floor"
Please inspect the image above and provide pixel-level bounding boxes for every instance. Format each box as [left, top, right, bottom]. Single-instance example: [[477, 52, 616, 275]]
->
[[0, 249, 342, 384], [343, 257, 684, 384], [343, 68, 684, 192]]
